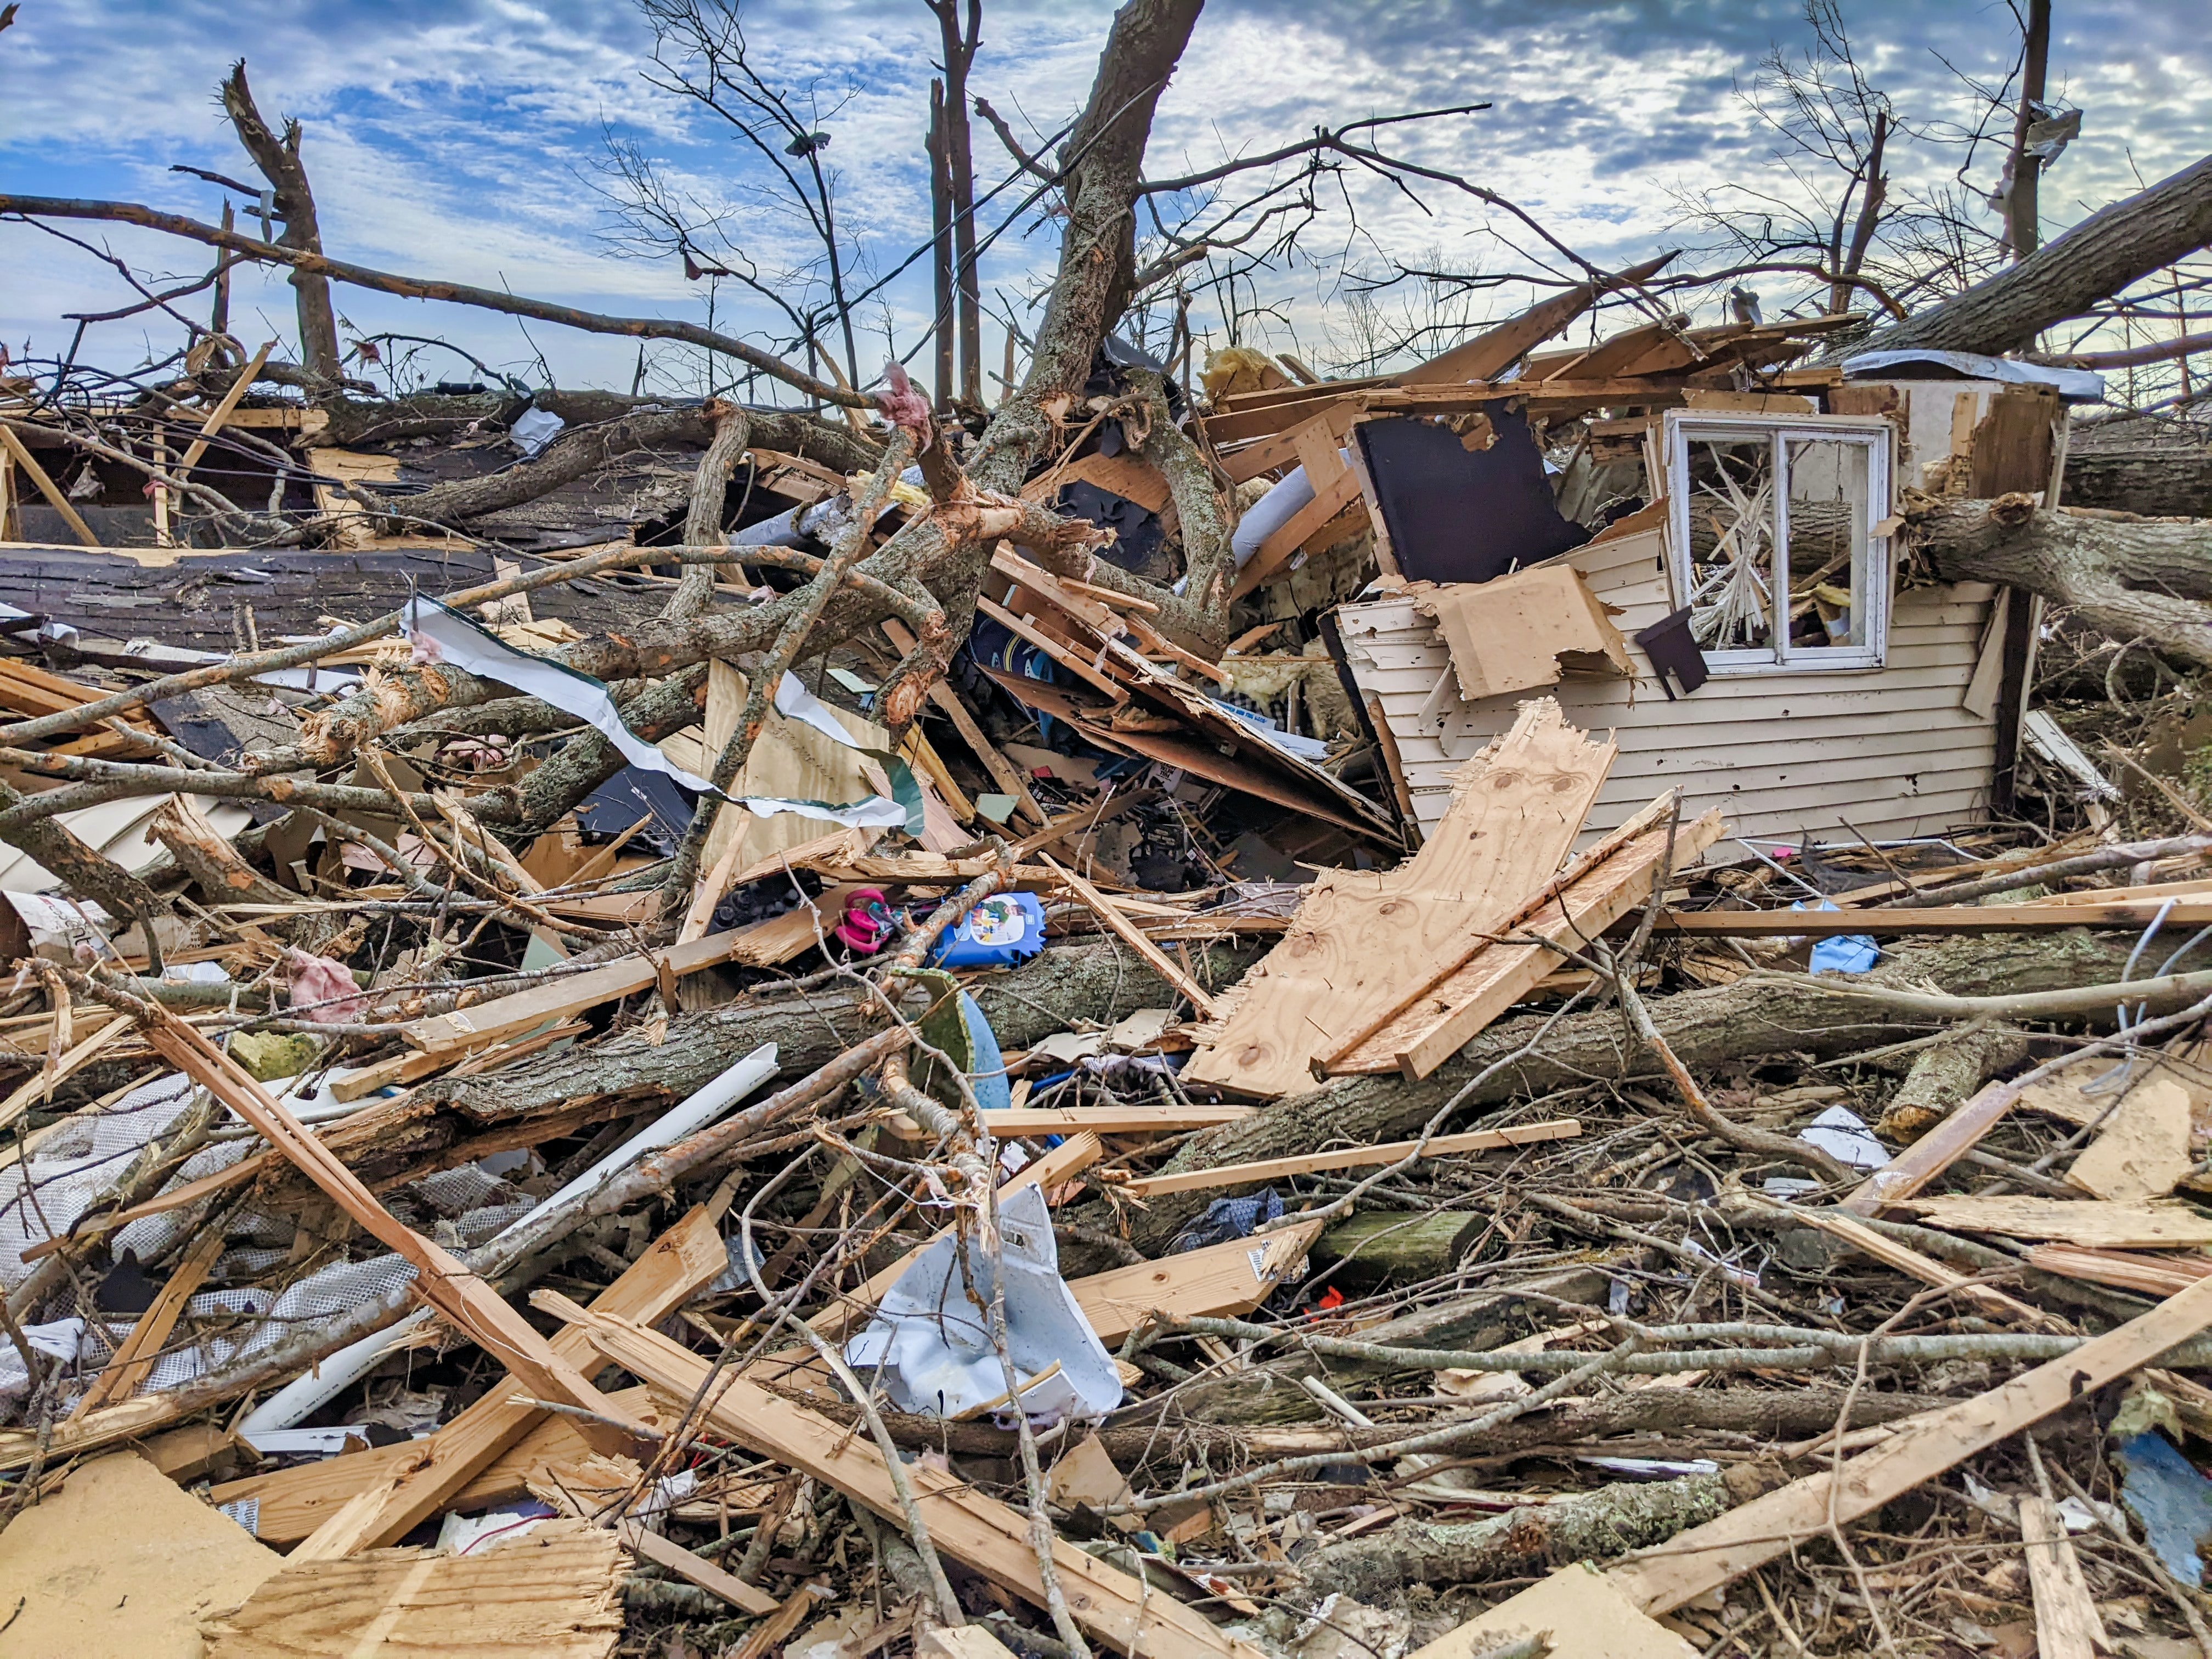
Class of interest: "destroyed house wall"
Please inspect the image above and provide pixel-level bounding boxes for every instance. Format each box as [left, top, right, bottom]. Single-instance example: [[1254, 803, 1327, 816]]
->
[[1338, 518, 2005, 850]]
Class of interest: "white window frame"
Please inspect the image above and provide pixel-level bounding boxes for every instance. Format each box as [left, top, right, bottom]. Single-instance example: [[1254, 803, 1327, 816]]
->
[[1662, 410, 1895, 675]]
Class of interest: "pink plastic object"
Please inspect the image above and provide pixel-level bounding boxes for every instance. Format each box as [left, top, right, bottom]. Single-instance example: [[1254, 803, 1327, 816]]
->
[[833, 888, 894, 955]]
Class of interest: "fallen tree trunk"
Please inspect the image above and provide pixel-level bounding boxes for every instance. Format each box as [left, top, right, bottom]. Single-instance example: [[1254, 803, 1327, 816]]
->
[[431, 935, 1265, 1121], [2062, 422, 2212, 518], [1912, 493, 2212, 670], [1854, 150, 2212, 356], [1121, 928, 2167, 1254]]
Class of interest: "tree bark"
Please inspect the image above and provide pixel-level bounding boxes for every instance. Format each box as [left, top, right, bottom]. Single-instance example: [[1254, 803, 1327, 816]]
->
[[220, 62, 343, 392], [970, 0, 1204, 495], [1912, 493, 2212, 670], [1854, 151, 2212, 356], [663, 401, 750, 620], [1119, 929, 2164, 1254], [1874, 1022, 2030, 1142], [2062, 423, 2212, 517], [427, 936, 1262, 1120]]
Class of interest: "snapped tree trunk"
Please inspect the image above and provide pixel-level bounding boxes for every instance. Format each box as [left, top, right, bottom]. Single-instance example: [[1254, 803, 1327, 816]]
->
[[1855, 150, 2212, 356], [221, 61, 343, 393], [1913, 493, 2212, 670]]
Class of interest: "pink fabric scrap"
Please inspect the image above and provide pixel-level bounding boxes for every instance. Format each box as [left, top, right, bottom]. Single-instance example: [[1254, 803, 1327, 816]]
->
[[284, 948, 368, 1023], [876, 360, 933, 446]]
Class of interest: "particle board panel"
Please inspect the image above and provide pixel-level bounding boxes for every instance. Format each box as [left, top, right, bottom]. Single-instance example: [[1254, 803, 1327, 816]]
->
[[1184, 699, 1614, 1098]]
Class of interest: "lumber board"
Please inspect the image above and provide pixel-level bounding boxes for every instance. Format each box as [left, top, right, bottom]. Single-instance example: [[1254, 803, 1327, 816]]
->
[[289, 1206, 727, 1558], [208, 1385, 659, 1547], [1603, 1264, 2212, 1615], [618, 1520, 778, 1616], [1071, 1216, 1325, 1344], [2022, 1243, 2211, 1299], [977, 1105, 1257, 1134], [1893, 1195, 2212, 1248], [1041, 851, 1219, 1017], [1843, 1078, 2014, 1215], [566, 1306, 1268, 1659], [1656, 900, 2212, 934], [973, 594, 1126, 698], [883, 617, 1046, 826], [69, 1224, 224, 1415], [2020, 1494, 2108, 1659], [200, 1517, 623, 1659], [1186, 699, 1613, 1098], [142, 1009, 644, 1451], [1327, 800, 1725, 1079], [1114, 1119, 1581, 1198], [400, 928, 764, 1053], [0, 425, 99, 546], [1754, 1201, 2068, 1333]]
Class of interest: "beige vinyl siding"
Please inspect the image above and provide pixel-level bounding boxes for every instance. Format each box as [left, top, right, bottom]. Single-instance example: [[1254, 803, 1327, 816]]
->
[[1340, 525, 2002, 853]]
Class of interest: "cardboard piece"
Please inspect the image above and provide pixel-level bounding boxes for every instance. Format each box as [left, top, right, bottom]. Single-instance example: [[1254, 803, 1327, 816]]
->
[[1415, 565, 1634, 703], [0, 1450, 282, 1658]]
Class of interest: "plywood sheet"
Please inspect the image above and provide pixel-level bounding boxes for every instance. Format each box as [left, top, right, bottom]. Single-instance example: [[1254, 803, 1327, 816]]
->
[[1412, 1561, 1696, 1659], [1414, 565, 1632, 702]]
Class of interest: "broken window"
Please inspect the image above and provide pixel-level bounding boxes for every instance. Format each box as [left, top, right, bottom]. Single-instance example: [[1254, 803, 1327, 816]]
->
[[1662, 413, 1893, 673]]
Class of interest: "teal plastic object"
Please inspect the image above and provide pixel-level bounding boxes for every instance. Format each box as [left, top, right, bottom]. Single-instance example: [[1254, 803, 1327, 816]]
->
[[927, 891, 1047, 970]]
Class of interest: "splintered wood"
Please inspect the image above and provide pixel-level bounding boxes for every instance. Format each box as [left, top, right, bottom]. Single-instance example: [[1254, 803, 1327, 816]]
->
[[1185, 698, 1616, 1098], [200, 1520, 624, 1659]]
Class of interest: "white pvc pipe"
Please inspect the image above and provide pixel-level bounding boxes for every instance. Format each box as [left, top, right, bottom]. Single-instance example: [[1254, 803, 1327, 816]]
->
[[239, 1043, 778, 1438]]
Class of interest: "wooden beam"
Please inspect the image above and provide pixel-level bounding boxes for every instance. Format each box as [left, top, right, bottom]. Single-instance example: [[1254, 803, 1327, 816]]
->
[[399, 928, 768, 1053], [618, 1520, 778, 1617], [69, 1225, 225, 1415], [1603, 1267, 2212, 1616], [973, 595, 1126, 699], [1115, 1119, 1582, 1198], [2020, 1494, 2109, 1659], [173, 340, 275, 482], [0, 424, 100, 546], [1657, 900, 2212, 935], [882, 618, 1046, 827], [1842, 1078, 2011, 1215], [561, 1304, 1269, 1659]]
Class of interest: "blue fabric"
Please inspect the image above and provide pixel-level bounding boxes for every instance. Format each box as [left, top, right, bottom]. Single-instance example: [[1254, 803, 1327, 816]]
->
[[1171, 1188, 1283, 1254], [1795, 898, 1878, 975], [2116, 1431, 2212, 1583]]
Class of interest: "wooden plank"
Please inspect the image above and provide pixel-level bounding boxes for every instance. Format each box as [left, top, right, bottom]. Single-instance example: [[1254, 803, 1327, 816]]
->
[[69, 1224, 226, 1415], [976, 1105, 1256, 1135], [1186, 699, 1614, 1099], [883, 618, 1046, 827], [2067, 1075, 2193, 1201], [140, 1008, 644, 1451], [1115, 1119, 1581, 1198], [172, 340, 275, 482], [201, 1518, 623, 1659], [974, 595, 1126, 699], [1602, 1266, 2212, 1616], [399, 929, 764, 1053], [1893, 1195, 2212, 1248], [1842, 1078, 2014, 1216], [1071, 1217, 1324, 1344], [562, 1305, 1269, 1659], [1229, 465, 1363, 601], [0, 425, 99, 547], [618, 1520, 778, 1617], [2019, 1494, 2109, 1659], [2021, 1243, 2211, 1299], [289, 1206, 727, 1558], [1753, 1200, 2068, 1333], [1328, 802, 1725, 1079], [1041, 851, 1220, 1018], [1393, 261, 1674, 388], [1657, 901, 2212, 934]]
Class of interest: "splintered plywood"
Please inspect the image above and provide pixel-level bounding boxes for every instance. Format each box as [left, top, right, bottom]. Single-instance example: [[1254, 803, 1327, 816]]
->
[[2067, 1076, 2194, 1202], [0, 1450, 281, 1659], [1896, 1195, 2212, 1249], [200, 1520, 623, 1659], [1326, 800, 1725, 1079], [1186, 698, 1613, 1098]]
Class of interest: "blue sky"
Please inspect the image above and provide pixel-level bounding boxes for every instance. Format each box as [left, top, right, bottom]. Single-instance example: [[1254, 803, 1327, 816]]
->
[[4, 0, 2209, 397]]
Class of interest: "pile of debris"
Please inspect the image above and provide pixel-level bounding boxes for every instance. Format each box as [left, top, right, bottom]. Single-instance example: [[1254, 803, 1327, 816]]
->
[[15, 259, 2212, 1659]]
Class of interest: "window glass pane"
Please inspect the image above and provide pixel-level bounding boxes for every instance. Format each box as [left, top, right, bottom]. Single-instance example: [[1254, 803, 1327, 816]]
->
[[1682, 436, 1777, 652], [1783, 438, 1871, 653]]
